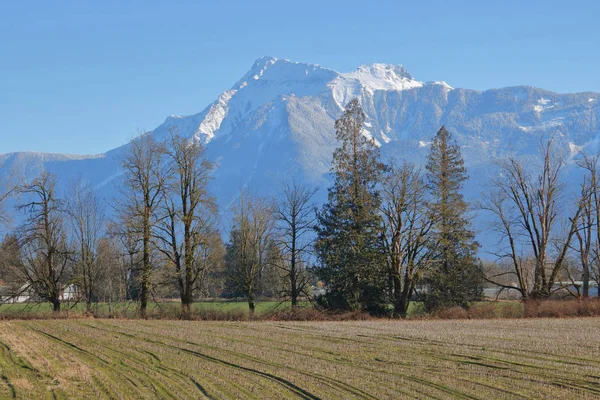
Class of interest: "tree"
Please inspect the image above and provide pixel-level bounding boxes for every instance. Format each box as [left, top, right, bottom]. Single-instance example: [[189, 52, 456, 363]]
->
[[0, 234, 23, 297], [225, 189, 275, 314], [314, 98, 387, 314], [424, 126, 483, 310], [68, 179, 106, 312], [0, 176, 18, 228], [16, 172, 72, 312], [95, 237, 128, 311], [193, 231, 225, 298], [576, 154, 600, 297], [275, 180, 317, 308], [118, 134, 168, 317], [155, 131, 218, 315], [108, 214, 142, 302], [380, 162, 435, 318], [482, 139, 586, 299]]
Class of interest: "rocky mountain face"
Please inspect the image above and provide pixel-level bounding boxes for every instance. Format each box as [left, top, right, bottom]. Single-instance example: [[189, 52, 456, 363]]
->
[[2, 56, 599, 249]]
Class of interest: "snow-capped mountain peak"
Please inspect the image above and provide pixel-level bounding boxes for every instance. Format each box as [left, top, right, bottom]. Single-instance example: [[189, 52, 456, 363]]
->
[[234, 56, 337, 90], [179, 57, 340, 144], [329, 63, 425, 108], [354, 63, 414, 82]]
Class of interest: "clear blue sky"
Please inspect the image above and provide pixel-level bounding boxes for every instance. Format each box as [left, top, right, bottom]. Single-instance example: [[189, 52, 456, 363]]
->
[[1, 0, 598, 155]]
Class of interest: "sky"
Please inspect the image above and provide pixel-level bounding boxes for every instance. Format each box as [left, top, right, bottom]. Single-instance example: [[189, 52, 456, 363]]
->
[[0, 0, 599, 155]]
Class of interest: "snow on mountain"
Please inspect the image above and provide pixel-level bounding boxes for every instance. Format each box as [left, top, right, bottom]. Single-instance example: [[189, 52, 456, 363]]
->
[[2, 56, 600, 250], [330, 63, 426, 108]]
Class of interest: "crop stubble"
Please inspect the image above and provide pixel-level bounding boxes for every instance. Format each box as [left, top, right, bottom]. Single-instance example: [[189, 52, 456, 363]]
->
[[0, 318, 597, 399]]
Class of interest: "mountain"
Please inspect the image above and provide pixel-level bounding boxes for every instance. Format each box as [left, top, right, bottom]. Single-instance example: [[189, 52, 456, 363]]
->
[[2, 56, 599, 249]]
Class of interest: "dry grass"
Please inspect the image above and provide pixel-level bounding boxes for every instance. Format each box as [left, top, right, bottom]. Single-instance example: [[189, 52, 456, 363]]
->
[[2, 299, 600, 322], [523, 299, 600, 318], [429, 299, 600, 320], [0, 318, 598, 398]]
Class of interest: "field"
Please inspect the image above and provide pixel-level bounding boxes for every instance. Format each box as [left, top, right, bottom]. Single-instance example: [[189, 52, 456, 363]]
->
[[0, 319, 598, 399]]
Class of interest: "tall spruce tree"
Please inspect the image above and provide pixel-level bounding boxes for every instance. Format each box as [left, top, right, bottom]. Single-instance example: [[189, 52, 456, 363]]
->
[[424, 126, 483, 311], [315, 98, 388, 314]]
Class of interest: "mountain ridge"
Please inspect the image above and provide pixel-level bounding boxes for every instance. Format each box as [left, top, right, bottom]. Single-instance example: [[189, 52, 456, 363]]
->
[[4, 56, 597, 158], [1, 56, 599, 249]]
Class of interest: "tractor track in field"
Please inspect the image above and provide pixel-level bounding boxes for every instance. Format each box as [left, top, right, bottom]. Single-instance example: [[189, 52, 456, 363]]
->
[[77, 321, 530, 399], [87, 320, 377, 399]]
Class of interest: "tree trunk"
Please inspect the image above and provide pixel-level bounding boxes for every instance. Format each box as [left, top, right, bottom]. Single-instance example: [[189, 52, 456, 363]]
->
[[183, 217, 194, 318], [392, 273, 404, 318], [248, 293, 256, 316], [52, 298, 61, 312], [139, 278, 148, 318], [583, 262, 590, 298], [181, 300, 192, 318], [393, 271, 414, 319], [290, 267, 298, 309], [291, 288, 298, 309], [181, 283, 193, 318], [140, 214, 151, 318]]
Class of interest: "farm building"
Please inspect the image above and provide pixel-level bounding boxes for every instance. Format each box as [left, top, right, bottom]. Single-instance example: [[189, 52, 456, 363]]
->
[[0, 283, 80, 304]]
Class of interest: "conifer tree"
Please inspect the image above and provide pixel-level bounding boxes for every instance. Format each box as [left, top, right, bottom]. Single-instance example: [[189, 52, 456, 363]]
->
[[424, 126, 483, 310], [315, 98, 388, 314]]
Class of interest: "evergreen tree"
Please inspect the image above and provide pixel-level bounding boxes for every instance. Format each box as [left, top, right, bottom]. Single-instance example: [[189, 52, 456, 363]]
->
[[424, 126, 483, 311], [315, 98, 388, 314]]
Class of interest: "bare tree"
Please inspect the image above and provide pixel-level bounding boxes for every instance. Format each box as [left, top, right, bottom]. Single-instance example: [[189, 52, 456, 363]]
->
[[16, 172, 72, 311], [0, 233, 24, 298], [118, 134, 168, 317], [482, 139, 587, 299], [380, 162, 435, 318], [0, 171, 20, 228], [225, 189, 275, 314], [154, 131, 218, 315], [68, 179, 106, 312], [574, 154, 600, 297], [275, 180, 317, 309], [193, 230, 225, 298], [95, 236, 128, 311], [108, 215, 142, 302]]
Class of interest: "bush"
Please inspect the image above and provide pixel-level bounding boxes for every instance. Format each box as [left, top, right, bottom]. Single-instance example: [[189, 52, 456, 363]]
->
[[423, 260, 484, 313]]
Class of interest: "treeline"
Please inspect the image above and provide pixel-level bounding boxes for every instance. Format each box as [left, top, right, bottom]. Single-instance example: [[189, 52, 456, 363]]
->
[[482, 140, 600, 299], [0, 98, 598, 318], [0, 130, 318, 317]]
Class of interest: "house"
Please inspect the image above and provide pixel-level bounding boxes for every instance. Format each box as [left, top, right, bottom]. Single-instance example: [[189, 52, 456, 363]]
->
[[0, 283, 80, 304], [59, 284, 79, 301], [0, 283, 33, 304]]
